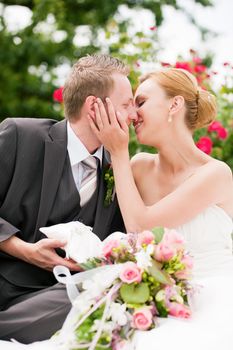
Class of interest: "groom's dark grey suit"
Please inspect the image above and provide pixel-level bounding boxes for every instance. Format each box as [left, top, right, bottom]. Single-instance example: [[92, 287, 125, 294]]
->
[[0, 117, 124, 342]]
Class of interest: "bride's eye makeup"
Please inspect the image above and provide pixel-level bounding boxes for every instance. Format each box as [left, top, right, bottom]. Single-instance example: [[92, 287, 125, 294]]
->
[[135, 95, 146, 108]]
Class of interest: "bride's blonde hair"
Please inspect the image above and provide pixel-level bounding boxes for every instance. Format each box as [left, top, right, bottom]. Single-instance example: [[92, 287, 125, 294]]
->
[[140, 68, 217, 130]]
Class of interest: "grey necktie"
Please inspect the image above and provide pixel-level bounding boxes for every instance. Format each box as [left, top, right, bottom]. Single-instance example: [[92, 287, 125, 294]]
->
[[79, 156, 98, 207]]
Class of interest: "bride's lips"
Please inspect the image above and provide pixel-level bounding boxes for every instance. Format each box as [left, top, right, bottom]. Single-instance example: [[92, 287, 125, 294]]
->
[[134, 119, 143, 133]]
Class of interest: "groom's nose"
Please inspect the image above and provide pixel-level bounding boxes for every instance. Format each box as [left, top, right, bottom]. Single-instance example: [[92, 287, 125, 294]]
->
[[128, 105, 138, 123]]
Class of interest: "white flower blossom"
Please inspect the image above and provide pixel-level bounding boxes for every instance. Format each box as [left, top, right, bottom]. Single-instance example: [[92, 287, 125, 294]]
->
[[91, 319, 115, 333], [108, 302, 128, 326], [135, 244, 153, 270]]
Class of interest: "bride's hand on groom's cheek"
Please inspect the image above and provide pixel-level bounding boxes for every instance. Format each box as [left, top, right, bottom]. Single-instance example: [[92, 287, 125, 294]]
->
[[88, 97, 129, 154]]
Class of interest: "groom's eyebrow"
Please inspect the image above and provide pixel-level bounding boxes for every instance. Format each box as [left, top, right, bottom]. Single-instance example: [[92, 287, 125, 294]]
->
[[123, 97, 134, 105]]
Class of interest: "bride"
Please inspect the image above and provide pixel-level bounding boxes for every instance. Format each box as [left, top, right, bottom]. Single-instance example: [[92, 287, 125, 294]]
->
[[89, 67, 233, 349], [1, 68, 233, 349]]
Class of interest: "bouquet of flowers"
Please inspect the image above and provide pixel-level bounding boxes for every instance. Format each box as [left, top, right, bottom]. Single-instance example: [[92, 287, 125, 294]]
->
[[41, 223, 194, 350]]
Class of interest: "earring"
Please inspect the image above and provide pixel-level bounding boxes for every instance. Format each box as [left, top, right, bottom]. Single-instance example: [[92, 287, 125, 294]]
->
[[168, 113, 172, 123]]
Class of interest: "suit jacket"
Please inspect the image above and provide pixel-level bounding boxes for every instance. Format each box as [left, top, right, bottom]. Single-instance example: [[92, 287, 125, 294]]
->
[[0, 118, 124, 288]]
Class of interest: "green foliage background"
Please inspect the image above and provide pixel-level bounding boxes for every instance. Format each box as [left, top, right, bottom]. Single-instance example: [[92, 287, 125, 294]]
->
[[1, 0, 232, 169], [0, 0, 212, 120]]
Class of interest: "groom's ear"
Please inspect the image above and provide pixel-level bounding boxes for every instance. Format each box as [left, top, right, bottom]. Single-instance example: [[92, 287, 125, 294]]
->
[[84, 95, 97, 119]]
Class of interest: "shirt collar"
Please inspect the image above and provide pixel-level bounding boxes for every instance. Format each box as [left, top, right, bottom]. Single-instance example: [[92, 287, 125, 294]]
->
[[67, 121, 103, 166]]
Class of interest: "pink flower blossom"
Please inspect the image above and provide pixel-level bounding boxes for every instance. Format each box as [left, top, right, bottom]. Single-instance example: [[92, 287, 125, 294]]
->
[[163, 229, 185, 252], [168, 302, 191, 318], [193, 56, 202, 64], [175, 62, 192, 72], [194, 64, 206, 73], [53, 87, 63, 103], [149, 26, 157, 31], [175, 255, 193, 279], [196, 136, 212, 155], [154, 242, 176, 262], [161, 62, 171, 67], [208, 121, 222, 132], [102, 239, 119, 258], [119, 262, 142, 284], [207, 121, 228, 140], [132, 307, 153, 330], [114, 340, 128, 350], [137, 230, 154, 246], [217, 127, 228, 140]]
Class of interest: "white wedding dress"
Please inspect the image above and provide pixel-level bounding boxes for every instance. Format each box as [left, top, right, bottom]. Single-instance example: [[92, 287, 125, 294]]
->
[[134, 205, 233, 350], [1, 205, 233, 350]]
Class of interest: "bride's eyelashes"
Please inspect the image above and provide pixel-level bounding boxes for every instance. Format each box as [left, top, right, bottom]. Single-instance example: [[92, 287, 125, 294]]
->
[[136, 100, 145, 108]]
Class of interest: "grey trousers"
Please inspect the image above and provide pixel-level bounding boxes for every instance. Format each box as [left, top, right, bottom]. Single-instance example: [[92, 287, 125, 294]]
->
[[0, 280, 71, 344]]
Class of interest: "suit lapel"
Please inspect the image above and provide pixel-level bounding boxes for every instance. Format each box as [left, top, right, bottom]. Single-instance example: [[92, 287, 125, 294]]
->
[[93, 149, 117, 240], [35, 120, 68, 235]]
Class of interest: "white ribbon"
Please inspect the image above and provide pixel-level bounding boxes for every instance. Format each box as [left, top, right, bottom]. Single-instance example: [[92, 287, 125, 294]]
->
[[52, 264, 124, 349]]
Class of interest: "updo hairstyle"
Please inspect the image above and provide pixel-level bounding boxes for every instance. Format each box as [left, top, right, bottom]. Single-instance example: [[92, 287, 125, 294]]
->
[[140, 68, 217, 130]]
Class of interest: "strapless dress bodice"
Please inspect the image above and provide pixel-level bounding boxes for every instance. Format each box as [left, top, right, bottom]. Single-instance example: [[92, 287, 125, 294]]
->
[[175, 205, 233, 277]]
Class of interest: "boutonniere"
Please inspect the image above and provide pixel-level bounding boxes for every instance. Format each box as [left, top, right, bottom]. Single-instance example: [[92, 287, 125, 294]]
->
[[103, 165, 115, 207]]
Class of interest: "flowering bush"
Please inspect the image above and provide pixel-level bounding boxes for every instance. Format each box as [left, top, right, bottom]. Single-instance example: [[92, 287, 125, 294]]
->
[[52, 49, 233, 170], [53, 228, 194, 350], [129, 50, 233, 170]]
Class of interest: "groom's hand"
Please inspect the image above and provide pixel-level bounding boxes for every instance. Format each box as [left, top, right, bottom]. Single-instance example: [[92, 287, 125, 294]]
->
[[26, 238, 82, 272]]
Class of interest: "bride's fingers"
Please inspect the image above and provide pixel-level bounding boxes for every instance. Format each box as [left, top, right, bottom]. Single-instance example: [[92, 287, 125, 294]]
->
[[96, 98, 110, 126], [94, 102, 104, 130], [88, 114, 100, 138], [116, 111, 129, 134], [105, 97, 118, 126]]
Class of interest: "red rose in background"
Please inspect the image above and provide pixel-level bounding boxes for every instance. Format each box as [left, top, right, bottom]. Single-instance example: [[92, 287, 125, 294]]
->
[[194, 65, 206, 73], [175, 62, 192, 72], [208, 121, 222, 132], [208, 121, 228, 140], [217, 127, 228, 140], [196, 136, 213, 155], [53, 87, 63, 103]]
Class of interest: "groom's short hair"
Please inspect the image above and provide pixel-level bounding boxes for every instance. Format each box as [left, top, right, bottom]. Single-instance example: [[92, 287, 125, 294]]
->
[[63, 54, 129, 120]]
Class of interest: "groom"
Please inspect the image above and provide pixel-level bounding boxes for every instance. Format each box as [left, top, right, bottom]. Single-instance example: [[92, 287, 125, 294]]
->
[[0, 54, 137, 342]]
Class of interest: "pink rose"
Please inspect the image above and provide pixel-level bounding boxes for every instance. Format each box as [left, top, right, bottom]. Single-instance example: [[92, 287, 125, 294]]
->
[[137, 230, 154, 246], [119, 262, 142, 284], [102, 239, 119, 258], [193, 56, 202, 64], [194, 64, 206, 73], [163, 229, 185, 252], [196, 136, 212, 155], [132, 307, 153, 330], [207, 121, 222, 132], [154, 242, 175, 262], [175, 61, 192, 73], [217, 127, 228, 140], [114, 340, 128, 350], [175, 255, 193, 279], [53, 87, 63, 103], [168, 302, 191, 319]]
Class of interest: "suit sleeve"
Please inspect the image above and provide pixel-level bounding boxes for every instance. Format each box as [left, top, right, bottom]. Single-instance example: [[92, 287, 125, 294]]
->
[[0, 118, 20, 242], [109, 201, 126, 233]]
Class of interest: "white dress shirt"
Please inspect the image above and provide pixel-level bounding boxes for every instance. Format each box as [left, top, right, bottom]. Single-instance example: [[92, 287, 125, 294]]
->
[[67, 122, 103, 190]]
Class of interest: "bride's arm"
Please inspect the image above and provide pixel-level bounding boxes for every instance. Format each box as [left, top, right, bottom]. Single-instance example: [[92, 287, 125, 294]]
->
[[89, 98, 232, 232]]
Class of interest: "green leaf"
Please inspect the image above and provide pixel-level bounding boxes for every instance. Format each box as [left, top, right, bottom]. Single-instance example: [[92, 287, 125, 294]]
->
[[155, 301, 168, 317], [148, 260, 172, 285], [151, 227, 164, 243], [120, 282, 150, 304]]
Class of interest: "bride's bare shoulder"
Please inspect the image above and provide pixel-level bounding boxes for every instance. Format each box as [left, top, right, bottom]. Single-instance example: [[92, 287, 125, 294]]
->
[[204, 159, 232, 180]]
